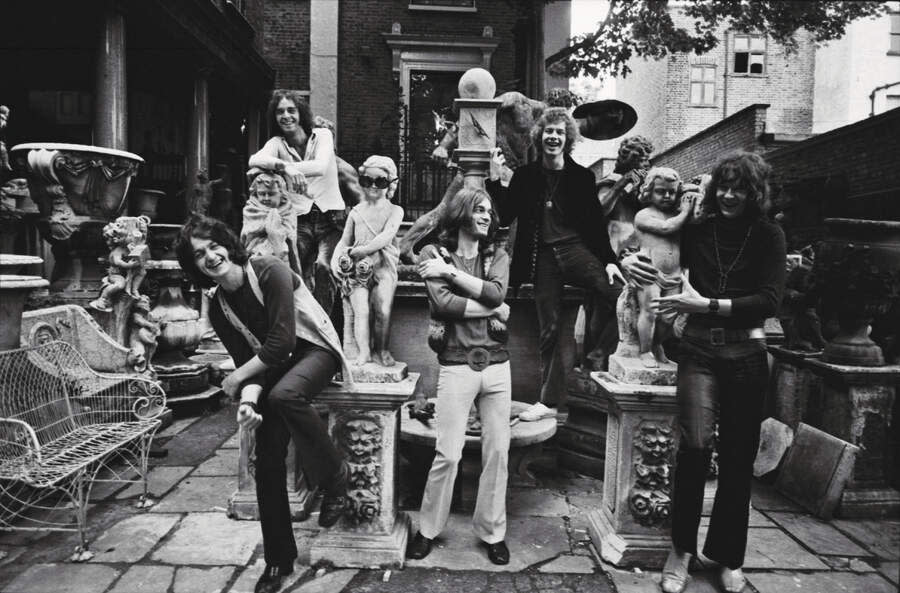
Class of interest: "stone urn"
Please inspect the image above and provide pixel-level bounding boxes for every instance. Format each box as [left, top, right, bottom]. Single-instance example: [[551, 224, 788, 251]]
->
[[8, 143, 143, 304], [129, 188, 165, 221], [0, 254, 48, 351], [814, 218, 900, 366]]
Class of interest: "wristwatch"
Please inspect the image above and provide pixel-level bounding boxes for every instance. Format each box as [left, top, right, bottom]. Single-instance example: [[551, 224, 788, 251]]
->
[[708, 298, 720, 313], [239, 401, 259, 414]]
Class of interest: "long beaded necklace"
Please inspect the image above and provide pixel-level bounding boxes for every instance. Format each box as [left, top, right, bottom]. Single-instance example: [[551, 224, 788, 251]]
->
[[713, 221, 753, 294]]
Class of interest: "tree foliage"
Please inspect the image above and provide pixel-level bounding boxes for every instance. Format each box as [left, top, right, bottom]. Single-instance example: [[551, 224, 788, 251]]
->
[[549, 0, 890, 79]]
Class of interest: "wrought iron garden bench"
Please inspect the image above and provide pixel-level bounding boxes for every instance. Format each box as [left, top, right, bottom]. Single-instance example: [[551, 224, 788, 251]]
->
[[0, 341, 166, 561]]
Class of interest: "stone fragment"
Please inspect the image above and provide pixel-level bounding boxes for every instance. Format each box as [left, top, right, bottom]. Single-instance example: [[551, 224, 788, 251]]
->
[[753, 417, 793, 477], [776, 422, 858, 519]]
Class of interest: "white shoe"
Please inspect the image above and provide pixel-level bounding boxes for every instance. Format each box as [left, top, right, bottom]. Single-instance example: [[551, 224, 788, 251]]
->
[[518, 402, 556, 421], [660, 547, 692, 593], [720, 567, 746, 592]]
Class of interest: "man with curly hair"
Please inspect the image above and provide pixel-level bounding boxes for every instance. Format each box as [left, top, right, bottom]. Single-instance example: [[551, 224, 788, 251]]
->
[[488, 107, 624, 417]]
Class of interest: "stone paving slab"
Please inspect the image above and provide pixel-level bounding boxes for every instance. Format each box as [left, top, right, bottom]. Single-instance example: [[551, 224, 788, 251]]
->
[[226, 560, 308, 593], [698, 526, 828, 570], [296, 569, 359, 592], [89, 514, 180, 563], [149, 475, 236, 512], [174, 566, 235, 593], [0, 544, 28, 567], [537, 554, 596, 573], [157, 416, 201, 438], [116, 466, 193, 500], [4, 563, 120, 593], [508, 487, 569, 516], [89, 469, 138, 501], [747, 570, 896, 593], [405, 512, 570, 572], [877, 561, 899, 585], [221, 429, 241, 449], [151, 512, 260, 565], [156, 406, 238, 466], [342, 567, 614, 592], [108, 565, 175, 593], [193, 449, 240, 476], [831, 518, 900, 560], [766, 512, 870, 556], [566, 494, 598, 534], [699, 508, 774, 528], [750, 483, 804, 512]]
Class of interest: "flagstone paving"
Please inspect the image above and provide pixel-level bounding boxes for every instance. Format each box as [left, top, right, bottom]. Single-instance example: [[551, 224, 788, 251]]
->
[[0, 403, 896, 593]]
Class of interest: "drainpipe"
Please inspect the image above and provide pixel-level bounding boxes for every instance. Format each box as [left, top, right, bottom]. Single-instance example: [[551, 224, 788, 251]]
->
[[869, 81, 900, 117]]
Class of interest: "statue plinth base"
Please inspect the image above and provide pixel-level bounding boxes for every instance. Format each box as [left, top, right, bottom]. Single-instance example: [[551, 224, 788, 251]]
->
[[588, 371, 679, 569], [767, 346, 822, 429], [797, 358, 900, 518], [310, 373, 419, 568], [608, 354, 677, 386], [349, 361, 408, 383]]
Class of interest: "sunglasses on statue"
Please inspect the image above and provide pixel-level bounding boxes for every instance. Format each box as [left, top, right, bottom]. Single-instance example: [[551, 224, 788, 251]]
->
[[359, 175, 397, 189]]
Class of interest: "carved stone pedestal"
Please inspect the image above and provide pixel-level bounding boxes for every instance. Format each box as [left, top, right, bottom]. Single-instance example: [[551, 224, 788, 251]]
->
[[559, 367, 608, 478], [227, 412, 323, 521], [767, 346, 822, 428], [310, 374, 419, 568], [799, 358, 900, 517], [587, 371, 679, 569]]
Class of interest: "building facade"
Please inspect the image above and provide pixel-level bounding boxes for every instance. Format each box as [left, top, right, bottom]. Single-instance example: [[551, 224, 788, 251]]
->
[[616, 8, 817, 154]]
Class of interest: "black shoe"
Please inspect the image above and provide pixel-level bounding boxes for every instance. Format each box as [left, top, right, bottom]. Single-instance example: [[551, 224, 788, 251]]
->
[[318, 493, 348, 528], [254, 564, 294, 593], [406, 531, 433, 560], [483, 540, 510, 565]]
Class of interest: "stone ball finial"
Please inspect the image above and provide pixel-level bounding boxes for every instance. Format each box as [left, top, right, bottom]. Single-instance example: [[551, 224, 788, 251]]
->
[[458, 68, 496, 100]]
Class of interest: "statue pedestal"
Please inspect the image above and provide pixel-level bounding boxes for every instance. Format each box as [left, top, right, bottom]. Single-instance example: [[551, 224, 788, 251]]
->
[[559, 367, 608, 478], [587, 371, 679, 568], [767, 346, 822, 429], [798, 358, 900, 518], [609, 354, 677, 387], [310, 374, 419, 568], [228, 409, 324, 521]]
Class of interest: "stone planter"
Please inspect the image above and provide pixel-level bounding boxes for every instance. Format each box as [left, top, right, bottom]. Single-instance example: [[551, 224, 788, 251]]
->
[[814, 218, 900, 366], [129, 188, 165, 221], [9, 143, 143, 304], [0, 254, 49, 351]]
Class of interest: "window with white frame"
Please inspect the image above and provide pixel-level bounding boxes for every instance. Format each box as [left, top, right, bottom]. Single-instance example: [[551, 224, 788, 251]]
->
[[690, 65, 716, 105], [733, 33, 766, 74]]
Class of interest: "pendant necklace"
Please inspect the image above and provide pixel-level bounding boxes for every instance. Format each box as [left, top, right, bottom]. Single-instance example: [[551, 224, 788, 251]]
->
[[545, 173, 561, 210], [713, 221, 753, 294]]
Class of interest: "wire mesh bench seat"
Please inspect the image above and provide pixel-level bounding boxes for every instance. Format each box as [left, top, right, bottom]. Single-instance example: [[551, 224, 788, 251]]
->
[[0, 341, 166, 561]]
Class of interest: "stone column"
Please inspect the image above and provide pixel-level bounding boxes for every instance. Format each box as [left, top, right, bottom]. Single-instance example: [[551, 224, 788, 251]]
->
[[185, 68, 210, 212], [94, 2, 127, 150], [588, 371, 679, 568], [310, 374, 419, 568], [310, 0, 339, 127], [799, 357, 900, 517]]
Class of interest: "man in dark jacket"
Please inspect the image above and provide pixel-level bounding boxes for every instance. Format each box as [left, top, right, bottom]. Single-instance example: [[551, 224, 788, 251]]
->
[[487, 107, 624, 415]]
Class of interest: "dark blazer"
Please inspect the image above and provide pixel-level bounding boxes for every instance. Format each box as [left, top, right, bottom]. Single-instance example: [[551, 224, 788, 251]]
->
[[487, 155, 616, 286]]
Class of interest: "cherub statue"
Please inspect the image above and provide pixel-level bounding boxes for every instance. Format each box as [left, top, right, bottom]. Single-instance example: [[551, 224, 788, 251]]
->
[[241, 171, 303, 273], [596, 135, 655, 254], [779, 246, 826, 352], [631, 167, 695, 367], [129, 295, 161, 375], [331, 155, 404, 367], [0, 105, 11, 182], [90, 216, 150, 312]]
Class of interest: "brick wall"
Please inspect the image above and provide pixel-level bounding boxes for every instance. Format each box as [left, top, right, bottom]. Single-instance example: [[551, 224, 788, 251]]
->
[[262, 0, 311, 90], [337, 0, 537, 165], [652, 103, 771, 180], [766, 106, 900, 220]]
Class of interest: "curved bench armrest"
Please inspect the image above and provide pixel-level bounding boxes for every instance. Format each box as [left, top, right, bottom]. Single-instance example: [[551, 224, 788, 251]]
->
[[69, 368, 168, 422], [0, 418, 42, 465]]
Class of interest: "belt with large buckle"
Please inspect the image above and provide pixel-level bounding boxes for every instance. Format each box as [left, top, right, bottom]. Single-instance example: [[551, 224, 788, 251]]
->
[[466, 347, 491, 371], [685, 326, 765, 345]]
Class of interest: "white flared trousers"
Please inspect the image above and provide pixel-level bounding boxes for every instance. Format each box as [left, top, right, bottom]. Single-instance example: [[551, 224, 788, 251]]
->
[[418, 361, 512, 544]]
